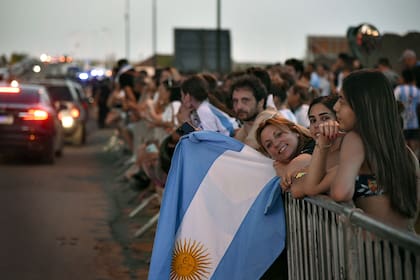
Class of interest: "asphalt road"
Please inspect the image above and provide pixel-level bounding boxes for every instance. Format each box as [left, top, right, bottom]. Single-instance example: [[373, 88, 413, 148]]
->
[[0, 120, 156, 280]]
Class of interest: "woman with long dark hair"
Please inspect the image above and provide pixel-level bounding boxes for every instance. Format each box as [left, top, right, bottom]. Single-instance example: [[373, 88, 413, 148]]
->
[[289, 95, 343, 198], [321, 70, 419, 230]]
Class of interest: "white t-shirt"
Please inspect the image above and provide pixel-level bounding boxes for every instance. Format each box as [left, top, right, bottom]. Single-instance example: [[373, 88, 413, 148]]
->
[[294, 104, 310, 128], [265, 94, 276, 109], [278, 108, 297, 123], [162, 101, 181, 126]]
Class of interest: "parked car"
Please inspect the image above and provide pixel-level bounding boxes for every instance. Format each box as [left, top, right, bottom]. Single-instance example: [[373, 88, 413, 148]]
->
[[36, 79, 89, 145], [0, 81, 64, 163]]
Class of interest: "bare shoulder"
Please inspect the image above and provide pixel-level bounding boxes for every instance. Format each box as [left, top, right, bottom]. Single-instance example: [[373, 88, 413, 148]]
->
[[290, 153, 312, 166], [342, 131, 362, 143], [341, 131, 364, 153], [287, 154, 312, 175], [337, 131, 365, 172]]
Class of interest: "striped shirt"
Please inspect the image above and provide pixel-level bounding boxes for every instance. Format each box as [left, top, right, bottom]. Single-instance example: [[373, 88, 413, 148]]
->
[[394, 85, 420, 129]]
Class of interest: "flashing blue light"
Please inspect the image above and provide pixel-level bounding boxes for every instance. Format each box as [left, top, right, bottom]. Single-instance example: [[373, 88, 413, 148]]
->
[[90, 68, 105, 77]]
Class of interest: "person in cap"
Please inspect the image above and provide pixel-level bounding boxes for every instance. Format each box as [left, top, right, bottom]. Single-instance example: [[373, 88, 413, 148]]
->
[[400, 49, 420, 88]]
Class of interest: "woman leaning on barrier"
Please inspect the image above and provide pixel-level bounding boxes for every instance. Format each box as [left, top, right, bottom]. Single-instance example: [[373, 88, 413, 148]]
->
[[255, 112, 315, 279], [255, 112, 315, 192], [288, 95, 344, 199], [316, 69, 420, 232]]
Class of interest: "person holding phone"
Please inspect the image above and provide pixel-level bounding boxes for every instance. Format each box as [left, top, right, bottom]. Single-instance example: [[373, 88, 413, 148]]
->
[[178, 75, 239, 137]]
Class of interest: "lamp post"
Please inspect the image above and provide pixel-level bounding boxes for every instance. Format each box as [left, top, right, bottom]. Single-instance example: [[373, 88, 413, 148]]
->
[[125, 0, 130, 59], [216, 0, 221, 74]]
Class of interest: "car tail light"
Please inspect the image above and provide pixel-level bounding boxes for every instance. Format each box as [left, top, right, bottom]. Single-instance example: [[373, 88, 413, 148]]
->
[[70, 107, 80, 118], [0, 87, 20, 93], [19, 109, 49, 121], [0, 80, 20, 93]]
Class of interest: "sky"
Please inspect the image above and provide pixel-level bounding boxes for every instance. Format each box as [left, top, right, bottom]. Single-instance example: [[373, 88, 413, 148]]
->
[[1, 0, 419, 64]]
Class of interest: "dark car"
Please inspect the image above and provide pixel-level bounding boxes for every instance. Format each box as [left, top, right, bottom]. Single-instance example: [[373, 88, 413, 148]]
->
[[37, 79, 89, 145], [0, 81, 64, 163]]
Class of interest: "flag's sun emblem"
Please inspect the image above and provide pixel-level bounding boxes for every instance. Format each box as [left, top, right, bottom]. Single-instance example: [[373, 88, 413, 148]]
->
[[170, 238, 211, 279]]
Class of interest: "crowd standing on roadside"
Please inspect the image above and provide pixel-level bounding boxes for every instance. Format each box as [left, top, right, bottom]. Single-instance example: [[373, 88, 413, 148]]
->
[[97, 50, 419, 277]]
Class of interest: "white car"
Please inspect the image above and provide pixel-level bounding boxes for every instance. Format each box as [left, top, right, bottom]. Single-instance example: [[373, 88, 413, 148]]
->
[[37, 79, 89, 145]]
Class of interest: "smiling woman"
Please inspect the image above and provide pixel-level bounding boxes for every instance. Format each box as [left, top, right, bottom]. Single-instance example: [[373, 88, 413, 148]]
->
[[254, 112, 314, 279], [255, 112, 314, 191]]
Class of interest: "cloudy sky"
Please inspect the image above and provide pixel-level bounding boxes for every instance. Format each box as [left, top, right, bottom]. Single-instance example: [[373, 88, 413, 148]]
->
[[1, 0, 419, 64]]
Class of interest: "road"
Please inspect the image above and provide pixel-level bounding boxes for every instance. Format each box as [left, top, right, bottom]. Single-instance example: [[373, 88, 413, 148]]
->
[[0, 121, 156, 280]]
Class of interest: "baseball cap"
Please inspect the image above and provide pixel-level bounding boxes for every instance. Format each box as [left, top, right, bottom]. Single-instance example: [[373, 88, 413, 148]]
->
[[399, 49, 416, 61]]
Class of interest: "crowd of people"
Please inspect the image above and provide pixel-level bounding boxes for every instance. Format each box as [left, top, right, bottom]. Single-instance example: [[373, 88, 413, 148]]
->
[[94, 49, 420, 235]]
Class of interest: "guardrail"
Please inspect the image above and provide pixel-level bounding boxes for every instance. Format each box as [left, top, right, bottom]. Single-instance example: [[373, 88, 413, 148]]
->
[[284, 193, 420, 280]]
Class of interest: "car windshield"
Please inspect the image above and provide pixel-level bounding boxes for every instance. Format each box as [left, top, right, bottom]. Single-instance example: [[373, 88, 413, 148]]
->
[[0, 89, 40, 104], [45, 86, 73, 102]]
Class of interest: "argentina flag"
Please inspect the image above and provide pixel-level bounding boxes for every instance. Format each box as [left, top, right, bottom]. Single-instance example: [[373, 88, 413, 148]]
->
[[148, 131, 286, 280]]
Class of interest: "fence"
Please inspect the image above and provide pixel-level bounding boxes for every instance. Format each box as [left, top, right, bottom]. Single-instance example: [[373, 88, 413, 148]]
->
[[284, 193, 420, 280]]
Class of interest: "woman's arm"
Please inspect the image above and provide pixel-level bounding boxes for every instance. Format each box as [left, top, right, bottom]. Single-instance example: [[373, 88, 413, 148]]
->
[[291, 166, 338, 199], [143, 99, 160, 121], [291, 120, 340, 198], [330, 131, 364, 202], [277, 153, 312, 191], [298, 141, 331, 196]]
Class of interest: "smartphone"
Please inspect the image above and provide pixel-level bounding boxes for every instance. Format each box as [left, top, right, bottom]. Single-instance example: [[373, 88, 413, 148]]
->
[[176, 122, 196, 136]]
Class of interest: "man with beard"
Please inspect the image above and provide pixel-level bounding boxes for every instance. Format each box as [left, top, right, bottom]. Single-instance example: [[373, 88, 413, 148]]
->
[[230, 74, 268, 147]]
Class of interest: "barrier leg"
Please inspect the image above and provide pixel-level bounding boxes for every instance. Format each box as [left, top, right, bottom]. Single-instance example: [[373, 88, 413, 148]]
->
[[134, 212, 160, 238], [129, 193, 159, 218]]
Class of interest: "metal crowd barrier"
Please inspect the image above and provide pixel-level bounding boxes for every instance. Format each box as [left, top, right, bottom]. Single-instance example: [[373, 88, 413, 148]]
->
[[284, 193, 420, 280]]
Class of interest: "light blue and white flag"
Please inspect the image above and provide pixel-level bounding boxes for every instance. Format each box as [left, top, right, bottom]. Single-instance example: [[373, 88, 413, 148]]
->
[[148, 131, 286, 280]]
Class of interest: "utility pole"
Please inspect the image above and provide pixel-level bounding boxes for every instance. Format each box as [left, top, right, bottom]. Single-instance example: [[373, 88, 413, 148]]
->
[[125, 0, 130, 59], [216, 0, 221, 74], [152, 0, 157, 68]]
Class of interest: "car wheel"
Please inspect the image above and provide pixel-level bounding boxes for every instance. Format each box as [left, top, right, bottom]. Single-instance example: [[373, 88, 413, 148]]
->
[[81, 124, 87, 144], [42, 142, 55, 164], [56, 134, 64, 157], [55, 145, 63, 157]]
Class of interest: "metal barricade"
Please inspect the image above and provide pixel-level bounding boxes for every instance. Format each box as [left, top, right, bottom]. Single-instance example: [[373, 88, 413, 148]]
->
[[284, 193, 420, 280]]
